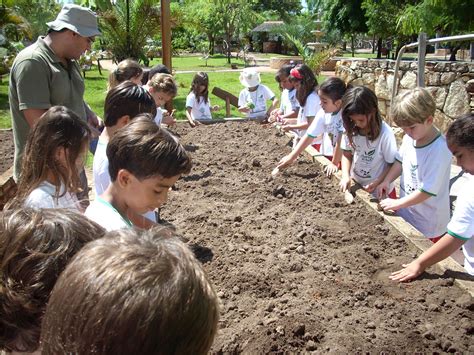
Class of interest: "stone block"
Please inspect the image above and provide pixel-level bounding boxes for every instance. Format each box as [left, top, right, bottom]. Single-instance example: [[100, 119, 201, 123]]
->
[[426, 72, 441, 86], [451, 63, 468, 73], [399, 61, 411, 71], [444, 79, 470, 119], [466, 79, 474, 93], [426, 86, 448, 110], [350, 78, 364, 87], [433, 109, 452, 133], [400, 71, 417, 89], [375, 74, 390, 100], [440, 72, 457, 85], [378, 99, 387, 116], [362, 73, 375, 86]]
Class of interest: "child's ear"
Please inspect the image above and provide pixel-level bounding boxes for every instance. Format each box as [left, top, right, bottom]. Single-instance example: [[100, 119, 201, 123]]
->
[[116, 169, 132, 187], [116, 115, 131, 128], [426, 115, 434, 125], [335, 99, 343, 108]]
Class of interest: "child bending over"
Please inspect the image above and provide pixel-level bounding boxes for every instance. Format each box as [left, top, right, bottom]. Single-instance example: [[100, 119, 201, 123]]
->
[[40, 227, 219, 355], [378, 88, 452, 240], [390, 114, 474, 281], [0, 208, 105, 353], [268, 64, 299, 123], [86, 118, 192, 231], [145, 73, 178, 127]]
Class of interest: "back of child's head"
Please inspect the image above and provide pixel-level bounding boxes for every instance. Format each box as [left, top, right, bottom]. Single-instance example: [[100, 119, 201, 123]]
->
[[191, 71, 209, 102], [142, 64, 171, 85], [103, 81, 157, 127], [40, 227, 219, 355], [11, 106, 91, 207], [0, 208, 105, 353], [275, 64, 294, 89], [289, 64, 318, 107], [108, 59, 143, 90], [107, 118, 192, 181], [148, 73, 178, 97], [319, 76, 348, 102], [341, 86, 382, 144], [391, 87, 436, 127], [447, 113, 474, 151]]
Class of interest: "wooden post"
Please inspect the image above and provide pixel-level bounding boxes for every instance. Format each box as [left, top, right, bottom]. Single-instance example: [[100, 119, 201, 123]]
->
[[225, 97, 230, 117], [161, 0, 173, 112]]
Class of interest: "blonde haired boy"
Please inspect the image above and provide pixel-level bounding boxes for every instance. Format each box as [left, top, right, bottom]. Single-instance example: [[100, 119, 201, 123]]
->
[[377, 88, 452, 240]]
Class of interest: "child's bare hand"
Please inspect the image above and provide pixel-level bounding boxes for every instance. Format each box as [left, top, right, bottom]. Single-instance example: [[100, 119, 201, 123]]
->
[[277, 155, 295, 170], [239, 106, 250, 113], [379, 198, 400, 211], [376, 181, 390, 199], [188, 119, 200, 128], [212, 105, 219, 112], [363, 181, 379, 193], [281, 125, 292, 132], [389, 261, 423, 282], [339, 176, 351, 192], [324, 163, 338, 176], [162, 114, 176, 126]]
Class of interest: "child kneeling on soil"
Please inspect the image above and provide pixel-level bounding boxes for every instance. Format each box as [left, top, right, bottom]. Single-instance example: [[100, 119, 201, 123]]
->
[[186, 72, 219, 127], [145, 73, 178, 127], [268, 64, 299, 123], [238, 68, 278, 120], [275, 77, 347, 176], [0, 208, 105, 353], [390, 114, 474, 280], [40, 227, 219, 355], [85, 118, 192, 231], [280, 64, 321, 148], [6, 106, 91, 211], [339, 86, 398, 197], [377, 88, 452, 241]]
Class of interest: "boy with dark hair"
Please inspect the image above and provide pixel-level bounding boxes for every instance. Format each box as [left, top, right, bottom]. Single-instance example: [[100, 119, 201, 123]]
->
[[41, 227, 219, 355], [0, 208, 105, 353], [93, 80, 156, 196], [86, 119, 192, 231]]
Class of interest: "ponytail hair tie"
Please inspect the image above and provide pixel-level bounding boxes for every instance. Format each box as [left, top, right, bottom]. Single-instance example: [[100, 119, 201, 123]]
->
[[290, 68, 303, 80]]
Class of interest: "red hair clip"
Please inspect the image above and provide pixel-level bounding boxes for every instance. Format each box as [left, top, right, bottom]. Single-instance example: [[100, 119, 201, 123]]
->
[[290, 68, 303, 79]]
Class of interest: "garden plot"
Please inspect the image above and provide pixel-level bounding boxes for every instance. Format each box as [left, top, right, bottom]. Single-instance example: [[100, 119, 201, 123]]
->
[[162, 121, 473, 353]]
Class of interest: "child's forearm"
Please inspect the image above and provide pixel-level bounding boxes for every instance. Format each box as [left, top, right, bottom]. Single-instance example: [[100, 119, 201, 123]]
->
[[392, 190, 431, 210], [292, 134, 313, 156], [287, 122, 309, 130], [382, 161, 402, 184], [281, 111, 298, 119], [416, 234, 465, 269], [332, 136, 343, 165], [341, 151, 352, 179], [267, 98, 279, 116]]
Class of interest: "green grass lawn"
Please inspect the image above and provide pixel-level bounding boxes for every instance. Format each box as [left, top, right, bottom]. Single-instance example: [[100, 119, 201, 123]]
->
[[149, 54, 247, 72], [0, 60, 326, 127]]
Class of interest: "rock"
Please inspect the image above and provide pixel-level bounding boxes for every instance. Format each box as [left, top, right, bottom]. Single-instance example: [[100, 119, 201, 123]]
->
[[426, 72, 440, 86], [444, 80, 470, 118], [293, 324, 306, 337], [375, 74, 390, 100], [272, 185, 286, 197], [367, 322, 376, 329], [232, 286, 241, 295], [400, 71, 417, 89], [456, 294, 474, 310], [423, 330, 435, 340], [296, 245, 305, 254], [350, 78, 364, 86], [234, 215, 242, 222], [440, 72, 456, 85], [467, 79, 474, 93], [290, 262, 303, 272], [252, 159, 261, 167], [433, 109, 451, 132], [275, 325, 285, 336], [306, 340, 317, 351], [378, 99, 387, 116], [362, 72, 375, 85], [217, 291, 226, 298], [426, 86, 447, 110]]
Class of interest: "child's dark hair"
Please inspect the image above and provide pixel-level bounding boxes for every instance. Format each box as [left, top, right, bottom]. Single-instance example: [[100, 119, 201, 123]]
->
[[141, 64, 171, 85], [108, 59, 143, 90], [447, 113, 474, 151], [341, 86, 382, 146], [41, 227, 219, 355], [190, 72, 209, 103], [319, 77, 348, 102], [275, 64, 294, 89], [0, 208, 105, 353], [8, 106, 90, 208], [107, 119, 192, 181], [103, 81, 157, 127], [289, 64, 318, 107]]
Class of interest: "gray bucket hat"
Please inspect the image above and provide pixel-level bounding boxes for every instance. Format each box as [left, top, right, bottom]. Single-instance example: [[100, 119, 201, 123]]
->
[[46, 4, 101, 37]]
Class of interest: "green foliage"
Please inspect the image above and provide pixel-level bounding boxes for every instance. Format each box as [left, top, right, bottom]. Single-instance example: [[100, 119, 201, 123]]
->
[[306, 48, 336, 75], [251, 0, 302, 22], [270, 14, 317, 54], [96, 0, 161, 62], [321, 0, 368, 37]]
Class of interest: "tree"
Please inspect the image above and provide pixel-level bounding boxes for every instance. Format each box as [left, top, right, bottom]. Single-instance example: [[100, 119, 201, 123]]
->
[[321, 0, 368, 56], [251, 0, 302, 22]]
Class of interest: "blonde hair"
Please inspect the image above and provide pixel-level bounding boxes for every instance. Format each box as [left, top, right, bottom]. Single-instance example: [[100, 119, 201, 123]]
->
[[391, 87, 436, 127], [148, 73, 178, 97], [108, 59, 143, 90]]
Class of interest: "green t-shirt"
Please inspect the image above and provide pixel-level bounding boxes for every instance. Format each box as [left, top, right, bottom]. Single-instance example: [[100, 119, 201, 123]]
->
[[9, 37, 86, 180]]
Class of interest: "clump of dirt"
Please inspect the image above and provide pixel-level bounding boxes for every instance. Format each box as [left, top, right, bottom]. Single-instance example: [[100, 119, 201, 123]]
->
[[0, 129, 14, 176], [162, 121, 473, 353]]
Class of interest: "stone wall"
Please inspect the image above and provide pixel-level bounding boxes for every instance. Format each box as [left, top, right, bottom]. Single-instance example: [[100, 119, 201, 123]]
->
[[335, 58, 473, 131]]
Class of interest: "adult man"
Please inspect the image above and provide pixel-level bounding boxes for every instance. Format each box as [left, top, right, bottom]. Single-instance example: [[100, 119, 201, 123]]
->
[[9, 4, 101, 184]]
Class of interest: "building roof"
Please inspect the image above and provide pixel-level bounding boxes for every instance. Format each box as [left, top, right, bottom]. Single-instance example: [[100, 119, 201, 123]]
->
[[251, 21, 284, 33]]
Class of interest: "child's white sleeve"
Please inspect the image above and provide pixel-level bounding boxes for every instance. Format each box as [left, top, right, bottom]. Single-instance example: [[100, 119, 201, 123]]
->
[[380, 125, 397, 164], [395, 134, 409, 163], [307, 109, 325, 138], [304, 93, 321, 117], [238, 89, 246, 107], [418, 142, 452, 196], [185, 92, 195, 109], [262, 84, 275, 100], [340, 133, 353, 153], [447, 187, 474, 240]]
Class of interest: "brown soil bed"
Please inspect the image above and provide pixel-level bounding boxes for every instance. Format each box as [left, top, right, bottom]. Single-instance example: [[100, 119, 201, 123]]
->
[[162, 122, 473, 353], [0, 129, 14, 176]]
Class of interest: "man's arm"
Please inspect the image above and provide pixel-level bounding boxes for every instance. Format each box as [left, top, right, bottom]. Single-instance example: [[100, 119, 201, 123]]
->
[[23, 109, 48, 127]]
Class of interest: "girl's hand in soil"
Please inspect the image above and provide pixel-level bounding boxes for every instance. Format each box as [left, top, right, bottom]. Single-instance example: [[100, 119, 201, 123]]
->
[[339, 176, 351, 192], [324, 162, 338, 176], [212, 105, 220, 112], [188, 118, 200, 128], [162, 113, 177, 127], [277, 154, 295, 170], [363, 180, 379, 193], [389, 261, 423, 282], [379, 198, 401, 211], [376, 180, 390, 199]]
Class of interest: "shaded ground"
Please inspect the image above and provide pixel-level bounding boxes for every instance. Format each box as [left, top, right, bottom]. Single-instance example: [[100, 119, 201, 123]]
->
[[162, 122, 473, 353], [0, 129, 13, 175]]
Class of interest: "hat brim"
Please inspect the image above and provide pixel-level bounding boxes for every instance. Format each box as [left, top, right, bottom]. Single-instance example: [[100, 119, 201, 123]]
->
[[47, 20, 101, 37], [239, 75, 260, 88]]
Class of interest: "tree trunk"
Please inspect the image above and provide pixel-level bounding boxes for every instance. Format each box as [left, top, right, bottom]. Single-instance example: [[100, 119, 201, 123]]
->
[[342, 41, 347, 51], [226, 33, 232, 64], [372, 35, 376, 54], [376, 37, 382, 59], [207, 34, 215, 55], [449, 45, 460, 61], [351, 36, 355, 57]]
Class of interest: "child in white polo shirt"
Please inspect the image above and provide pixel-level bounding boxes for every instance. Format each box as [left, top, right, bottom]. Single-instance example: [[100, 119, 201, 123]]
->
[[390, 114, 474, 281], [238, 68, 278, 120], [378, 88, 452, 241]]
